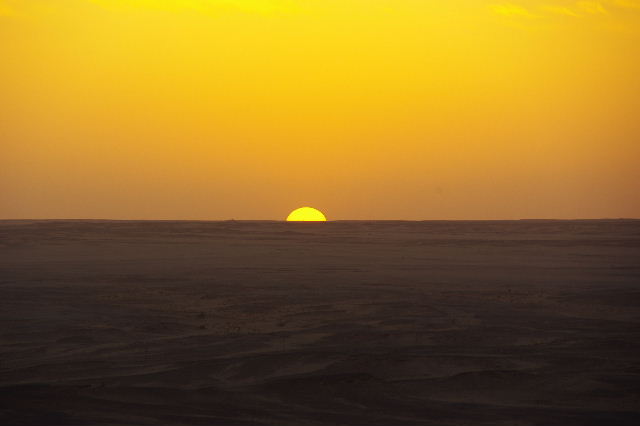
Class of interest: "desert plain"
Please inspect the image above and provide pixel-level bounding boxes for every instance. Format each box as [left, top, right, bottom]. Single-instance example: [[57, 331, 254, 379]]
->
[[1, 219, 639, 425]]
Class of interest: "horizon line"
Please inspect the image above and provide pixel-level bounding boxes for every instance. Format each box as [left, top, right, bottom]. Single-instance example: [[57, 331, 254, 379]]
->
[[1, 218, 639, 222]]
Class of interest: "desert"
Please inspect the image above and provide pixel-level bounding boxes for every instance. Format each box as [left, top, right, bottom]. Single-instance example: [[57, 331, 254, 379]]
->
[[1, 219, 639, 425]]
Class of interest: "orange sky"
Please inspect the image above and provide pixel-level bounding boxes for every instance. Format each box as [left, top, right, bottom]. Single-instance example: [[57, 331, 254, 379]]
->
[[1, 1, 639, 219]]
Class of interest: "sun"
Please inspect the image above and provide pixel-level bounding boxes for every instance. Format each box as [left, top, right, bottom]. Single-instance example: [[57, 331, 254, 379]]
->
[[286, 207, 327, 222]]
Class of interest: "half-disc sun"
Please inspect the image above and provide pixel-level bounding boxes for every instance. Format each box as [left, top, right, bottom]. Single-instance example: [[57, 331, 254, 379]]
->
[[286, 207, 327, 222]]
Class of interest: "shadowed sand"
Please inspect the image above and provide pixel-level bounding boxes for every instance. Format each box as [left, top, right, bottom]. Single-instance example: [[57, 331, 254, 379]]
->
[[1, 220, 639, 425]]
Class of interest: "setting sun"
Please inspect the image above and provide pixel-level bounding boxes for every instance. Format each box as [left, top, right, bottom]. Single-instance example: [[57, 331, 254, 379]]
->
[[286, 207, 327, 222]]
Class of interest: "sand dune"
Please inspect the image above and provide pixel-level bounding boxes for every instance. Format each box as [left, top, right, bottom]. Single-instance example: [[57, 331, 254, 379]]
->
[[1, 220, 639, 425]]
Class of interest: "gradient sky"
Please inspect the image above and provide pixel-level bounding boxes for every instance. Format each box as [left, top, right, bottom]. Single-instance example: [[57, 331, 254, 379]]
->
[[1, 0, 639, 220]]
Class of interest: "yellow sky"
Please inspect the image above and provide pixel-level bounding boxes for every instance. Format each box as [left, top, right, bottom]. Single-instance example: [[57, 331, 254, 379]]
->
[[1, 0, 639, 219]]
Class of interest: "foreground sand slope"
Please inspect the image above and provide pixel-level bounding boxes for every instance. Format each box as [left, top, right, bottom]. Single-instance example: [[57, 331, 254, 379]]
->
[[1, 220, 639, 425]]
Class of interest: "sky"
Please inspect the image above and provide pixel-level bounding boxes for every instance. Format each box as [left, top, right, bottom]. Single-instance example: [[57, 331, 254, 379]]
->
[[1, 0, 639, 220]]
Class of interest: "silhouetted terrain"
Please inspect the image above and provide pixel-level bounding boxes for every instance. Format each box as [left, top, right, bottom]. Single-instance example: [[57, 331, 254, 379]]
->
[[1, 220, 639, 425]]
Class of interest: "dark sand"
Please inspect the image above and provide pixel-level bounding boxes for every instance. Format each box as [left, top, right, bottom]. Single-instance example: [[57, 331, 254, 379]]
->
[[1, 220, 639, 425]]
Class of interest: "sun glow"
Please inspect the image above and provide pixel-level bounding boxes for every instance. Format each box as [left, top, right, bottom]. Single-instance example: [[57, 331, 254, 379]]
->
[[1, 1, 639, 220], [89, 0, 294, 14], [286, 207, 327, 222]]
